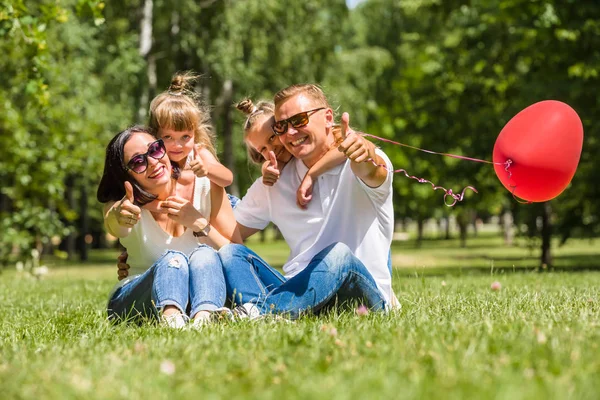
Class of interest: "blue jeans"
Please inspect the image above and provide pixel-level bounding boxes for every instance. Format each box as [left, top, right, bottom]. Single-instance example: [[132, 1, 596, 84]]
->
[[227, 194, 240, 209], [219, 242, 386, 319], [108, 245, 226, 323]]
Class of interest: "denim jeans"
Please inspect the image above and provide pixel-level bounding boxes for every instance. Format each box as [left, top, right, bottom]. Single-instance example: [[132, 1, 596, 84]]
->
[[219, 242, 386, 319], [227, 194, 240, 209], [108, 245, 225, 323]]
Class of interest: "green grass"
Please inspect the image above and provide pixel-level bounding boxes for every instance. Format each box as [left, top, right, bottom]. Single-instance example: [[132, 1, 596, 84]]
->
[[1, 238, 599, 399]]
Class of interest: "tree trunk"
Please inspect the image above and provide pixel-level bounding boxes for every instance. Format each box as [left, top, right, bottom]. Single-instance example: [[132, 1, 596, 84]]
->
[[456, 211, 468, 248], [445, 216, 451, 240], [471, 211, 478, 237], [416, 217, 424, 248], [219, 79, 239, 197], [540, 202, 553, 268], [502, 209, 514, 246], [78, 183, 89, 261], [65, 175, 76, 259], [137, 0, 154, 122]]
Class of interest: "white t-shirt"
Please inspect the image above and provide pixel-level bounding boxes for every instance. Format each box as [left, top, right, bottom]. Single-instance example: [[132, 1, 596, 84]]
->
[[111, 176, 212, 293], [234, 149, 394, 305]]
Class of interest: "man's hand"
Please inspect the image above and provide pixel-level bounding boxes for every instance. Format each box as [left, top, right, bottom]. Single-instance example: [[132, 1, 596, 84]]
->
[[296, 174, 314, 209], [261, 151, 280, 186], [117, 250, 130, 281], [189, 144, 209, 178], [336, 112, 372, 163], [113, 181, 141, 228]]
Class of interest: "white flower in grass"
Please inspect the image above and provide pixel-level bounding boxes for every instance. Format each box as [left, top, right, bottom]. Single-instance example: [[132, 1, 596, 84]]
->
[[16, 261, 24, 272], [160, 360, 176, 375], [32, 265, 49, 278]]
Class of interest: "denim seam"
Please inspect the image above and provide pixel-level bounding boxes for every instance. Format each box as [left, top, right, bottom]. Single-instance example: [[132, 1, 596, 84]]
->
[[190, 302, 220, 316], [247, 255, 269, 297], [155, 299, 185, 314], [188, 243, 214, 258]]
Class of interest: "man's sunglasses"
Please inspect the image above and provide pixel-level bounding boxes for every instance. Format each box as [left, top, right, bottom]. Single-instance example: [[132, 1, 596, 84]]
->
[[124, 139, 167, 174], [272, 107, 326, 135]]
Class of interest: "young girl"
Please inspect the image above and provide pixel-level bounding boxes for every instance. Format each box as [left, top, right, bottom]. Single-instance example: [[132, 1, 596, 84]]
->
[[236, 98, 347, 208], [150, 72, 234, 189]]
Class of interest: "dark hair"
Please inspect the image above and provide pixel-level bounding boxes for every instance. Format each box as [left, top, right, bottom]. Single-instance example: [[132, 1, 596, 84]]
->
[[97, 126, 180, 206]]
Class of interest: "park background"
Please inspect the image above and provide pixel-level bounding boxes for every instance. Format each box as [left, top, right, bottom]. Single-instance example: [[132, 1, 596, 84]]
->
[[1, 1, 599, 399]]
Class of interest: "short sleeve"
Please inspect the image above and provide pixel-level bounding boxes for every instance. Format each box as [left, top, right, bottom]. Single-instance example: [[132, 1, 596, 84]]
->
[[356, 148, 393, 204], [233, 177, 271, 230]]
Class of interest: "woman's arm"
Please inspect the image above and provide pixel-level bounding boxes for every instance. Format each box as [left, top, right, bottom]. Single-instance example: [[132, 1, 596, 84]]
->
[[207, 182, 243, 246]]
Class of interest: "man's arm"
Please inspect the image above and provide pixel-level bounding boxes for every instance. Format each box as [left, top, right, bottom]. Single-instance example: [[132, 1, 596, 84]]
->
[[237, 223, 260, 241]]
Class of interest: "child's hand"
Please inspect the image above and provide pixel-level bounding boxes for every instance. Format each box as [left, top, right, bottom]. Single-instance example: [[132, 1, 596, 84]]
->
[[189, 144, 209, 178], [297, 174, 314, 209], [117, 250, 130, 281], [261, 151, 280, 186]]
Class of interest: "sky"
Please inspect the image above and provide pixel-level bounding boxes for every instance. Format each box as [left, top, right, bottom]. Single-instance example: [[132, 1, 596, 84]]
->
[[346, 0, 366, 9]]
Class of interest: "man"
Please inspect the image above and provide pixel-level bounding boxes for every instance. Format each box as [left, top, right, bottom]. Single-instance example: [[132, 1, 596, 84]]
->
[[220, 84, 397, 318]]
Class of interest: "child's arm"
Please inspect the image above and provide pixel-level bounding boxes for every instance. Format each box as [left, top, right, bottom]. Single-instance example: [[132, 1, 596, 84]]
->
[[261, 151, 288, 186], [297, 145, 347, 208], [190, 145, 234, 187]]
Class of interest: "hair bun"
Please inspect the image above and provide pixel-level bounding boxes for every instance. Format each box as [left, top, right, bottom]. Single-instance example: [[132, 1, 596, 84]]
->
[[168, 72, 198, 96], [236, 98, 257, 115]]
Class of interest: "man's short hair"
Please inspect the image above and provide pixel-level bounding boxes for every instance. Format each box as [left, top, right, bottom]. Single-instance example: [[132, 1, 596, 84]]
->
[[274, 84, 331, 109]]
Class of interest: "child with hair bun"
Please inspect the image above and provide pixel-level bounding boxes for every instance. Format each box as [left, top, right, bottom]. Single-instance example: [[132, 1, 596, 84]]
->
[[236, 98, 346, 208], [150, 72, 233, 189]]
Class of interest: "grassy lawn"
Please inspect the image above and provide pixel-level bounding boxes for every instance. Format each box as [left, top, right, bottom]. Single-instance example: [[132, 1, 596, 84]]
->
[[1, 237, 599, 399]]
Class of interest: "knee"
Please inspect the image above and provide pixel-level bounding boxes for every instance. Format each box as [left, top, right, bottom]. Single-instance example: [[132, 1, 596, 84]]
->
[[189, 245, 222, 272], [324, 242, 353, 263], [156, 250, 189, 273], [218, 243, 249, 264]]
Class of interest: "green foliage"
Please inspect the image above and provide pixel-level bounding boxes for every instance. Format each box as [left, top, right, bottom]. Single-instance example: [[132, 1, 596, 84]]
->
[[2, 0, 600, 264]]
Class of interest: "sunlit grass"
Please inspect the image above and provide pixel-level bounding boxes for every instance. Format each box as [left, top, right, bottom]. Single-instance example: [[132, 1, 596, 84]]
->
[[1, 237, 599, 399]]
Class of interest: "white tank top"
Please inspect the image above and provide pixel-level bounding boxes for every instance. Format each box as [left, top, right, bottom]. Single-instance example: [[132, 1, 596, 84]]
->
[[120, 176, 211, 276]]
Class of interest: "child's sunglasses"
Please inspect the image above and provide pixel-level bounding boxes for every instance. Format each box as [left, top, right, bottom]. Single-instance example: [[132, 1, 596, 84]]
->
[[124, 139, 167, 174], [272, 107, 325, 135]]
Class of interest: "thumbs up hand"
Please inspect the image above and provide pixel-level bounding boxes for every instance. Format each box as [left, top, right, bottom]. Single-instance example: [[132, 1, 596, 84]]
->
[[189, 144, 209, 178], [336, 112, 370, 163], [261, 151, 281, 186], [114, 181, 141, 227]]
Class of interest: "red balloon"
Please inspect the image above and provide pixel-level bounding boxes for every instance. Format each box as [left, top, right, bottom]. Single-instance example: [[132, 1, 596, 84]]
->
[[493, 100, 583, 202]]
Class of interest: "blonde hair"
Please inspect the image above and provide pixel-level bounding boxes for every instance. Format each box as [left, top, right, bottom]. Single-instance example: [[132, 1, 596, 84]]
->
[[149, 72, 217, 157], [273, 83, 331, 110], [236, 98, 275, 164]]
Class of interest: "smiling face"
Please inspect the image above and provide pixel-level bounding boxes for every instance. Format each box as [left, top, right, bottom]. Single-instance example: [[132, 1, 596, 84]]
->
[[123, 132, 172, 194], [159, 128, 194, 164], [274, 93, 334, 168], [245, 114, 293, 163]]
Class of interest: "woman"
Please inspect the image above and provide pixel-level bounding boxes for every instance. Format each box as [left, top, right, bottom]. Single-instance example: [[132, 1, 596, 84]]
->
[[97, 126, 240, 328]]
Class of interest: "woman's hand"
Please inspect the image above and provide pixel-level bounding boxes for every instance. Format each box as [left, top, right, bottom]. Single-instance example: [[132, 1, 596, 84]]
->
[[160, 195, 206, 230], [113, 182, 141, 228]]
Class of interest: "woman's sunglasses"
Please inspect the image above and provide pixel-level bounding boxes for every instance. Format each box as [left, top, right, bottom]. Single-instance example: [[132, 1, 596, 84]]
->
[[272, 107, 325, 135], [124, 139, 167, 174]]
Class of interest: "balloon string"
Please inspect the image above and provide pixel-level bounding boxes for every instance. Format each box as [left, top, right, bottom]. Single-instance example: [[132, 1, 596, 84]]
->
[[367, 158, 478, 207], [361, 133, 506, 166], [358, 133, 516, 206]]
